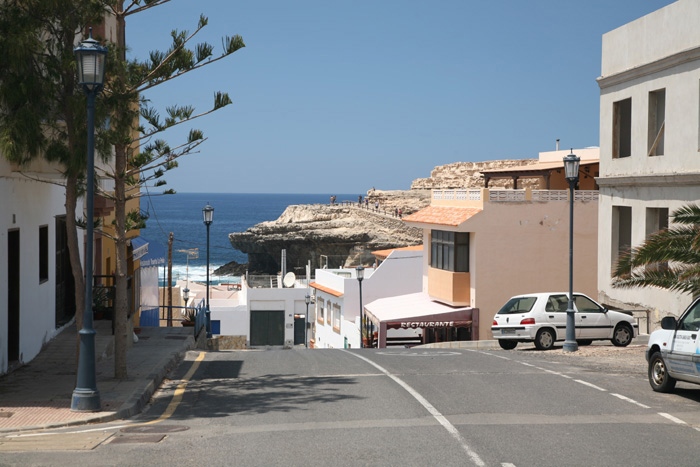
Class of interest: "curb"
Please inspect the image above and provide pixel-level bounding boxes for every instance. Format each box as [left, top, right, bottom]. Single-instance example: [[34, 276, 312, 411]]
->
[[0, 335, 196, 434]]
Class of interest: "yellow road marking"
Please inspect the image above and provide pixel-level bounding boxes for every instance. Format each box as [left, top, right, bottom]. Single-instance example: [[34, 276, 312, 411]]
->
[[140, 351, 206, 426]]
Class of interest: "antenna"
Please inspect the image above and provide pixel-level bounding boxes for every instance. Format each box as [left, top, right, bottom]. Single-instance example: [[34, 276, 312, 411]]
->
[[177, 248, 199, 289]]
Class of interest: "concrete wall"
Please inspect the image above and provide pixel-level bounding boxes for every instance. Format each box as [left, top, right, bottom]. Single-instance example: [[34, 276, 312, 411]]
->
[[459, 200, 598, 340], [247, 287, 308, 348], [601, 0, 700, 77], [0, 164, 85, 374], [597, 0, 700, 328]]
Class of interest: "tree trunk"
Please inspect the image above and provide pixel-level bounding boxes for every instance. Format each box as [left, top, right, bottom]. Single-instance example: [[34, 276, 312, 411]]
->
[[65, 174, 86, 375], [113, 144, 129, 380]]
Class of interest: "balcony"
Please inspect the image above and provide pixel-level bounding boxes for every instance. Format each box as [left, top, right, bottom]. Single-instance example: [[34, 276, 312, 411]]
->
[[427, 267, 470, 306]]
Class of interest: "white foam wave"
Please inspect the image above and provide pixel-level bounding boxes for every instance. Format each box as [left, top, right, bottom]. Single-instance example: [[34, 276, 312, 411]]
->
[[156, 264, 241, 285]]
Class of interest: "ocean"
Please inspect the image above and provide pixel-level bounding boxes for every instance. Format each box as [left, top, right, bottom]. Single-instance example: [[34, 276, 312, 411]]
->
[[141, 192, 356, 284]]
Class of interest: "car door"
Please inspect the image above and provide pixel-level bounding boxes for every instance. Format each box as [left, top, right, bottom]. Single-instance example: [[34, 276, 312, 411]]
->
[[543, 294, 569, 340], [573, 294, 611, 340], [667, 299, 700, 381]]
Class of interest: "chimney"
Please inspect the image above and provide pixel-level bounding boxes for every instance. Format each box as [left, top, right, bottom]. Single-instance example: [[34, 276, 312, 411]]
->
[[556, 139, 560, 151]]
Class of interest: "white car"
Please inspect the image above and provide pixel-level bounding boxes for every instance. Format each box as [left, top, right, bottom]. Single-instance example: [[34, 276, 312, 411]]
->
[[491, 292, 638, 350], [646, 297, 700, 392]]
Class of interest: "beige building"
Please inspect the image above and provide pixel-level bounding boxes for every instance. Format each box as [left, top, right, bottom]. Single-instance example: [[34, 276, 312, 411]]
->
[[597, 0, 700, 327], [404, 149, 600, 340]]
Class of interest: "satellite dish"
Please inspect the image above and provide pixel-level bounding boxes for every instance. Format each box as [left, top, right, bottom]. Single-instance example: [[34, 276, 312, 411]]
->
[[283, 272, 296, 288]]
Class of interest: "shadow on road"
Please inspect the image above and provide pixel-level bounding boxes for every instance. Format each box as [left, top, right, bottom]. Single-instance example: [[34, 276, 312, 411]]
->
[[162, 359, 361, 420]]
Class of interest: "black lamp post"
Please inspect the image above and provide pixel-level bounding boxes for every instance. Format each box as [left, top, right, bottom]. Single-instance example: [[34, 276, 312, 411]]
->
[[183, 287, 190, 308], [71, 28, 107, 413], [203, 203, 214, 338], [356, 266, 364, 348], [304, 294, 311, 348], [563, 150, 580, 353]]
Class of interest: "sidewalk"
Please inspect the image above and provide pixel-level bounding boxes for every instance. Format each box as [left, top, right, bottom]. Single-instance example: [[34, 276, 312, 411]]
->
[[0, 320, 197, 433]]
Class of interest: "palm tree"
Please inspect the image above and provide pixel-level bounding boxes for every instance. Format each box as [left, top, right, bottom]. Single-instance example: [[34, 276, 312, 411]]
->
[[612, 204, 700, 296]]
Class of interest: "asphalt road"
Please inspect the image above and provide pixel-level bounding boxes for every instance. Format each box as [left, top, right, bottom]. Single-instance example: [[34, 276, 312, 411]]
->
[[3, 346, 700, 466]]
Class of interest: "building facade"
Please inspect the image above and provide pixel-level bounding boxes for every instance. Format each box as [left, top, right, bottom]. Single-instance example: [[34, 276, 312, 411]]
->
[[597, 0, 700, 327], [404, 149, 600, 340]]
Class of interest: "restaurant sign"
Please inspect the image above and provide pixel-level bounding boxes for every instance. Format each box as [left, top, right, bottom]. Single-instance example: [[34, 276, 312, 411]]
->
[[386, 320, 471, 330]]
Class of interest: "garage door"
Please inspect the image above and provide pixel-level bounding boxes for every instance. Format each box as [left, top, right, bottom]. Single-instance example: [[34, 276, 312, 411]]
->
[[250, 310, 285, 346]]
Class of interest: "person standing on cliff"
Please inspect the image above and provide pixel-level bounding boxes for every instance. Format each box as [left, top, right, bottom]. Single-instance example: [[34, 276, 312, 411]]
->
[[365, 198, 368, 209], [394, 207, 398, 217], [398, 208, 402, 219]]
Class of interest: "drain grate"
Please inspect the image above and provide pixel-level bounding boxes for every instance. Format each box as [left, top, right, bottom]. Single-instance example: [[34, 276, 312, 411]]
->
[[121, 424, 189, 434]]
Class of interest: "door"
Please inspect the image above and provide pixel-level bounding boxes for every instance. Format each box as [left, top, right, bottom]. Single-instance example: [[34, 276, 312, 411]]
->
[[667, 300, 700, 381], [294, 316, 305, 345], [543, 294, 569, 339], [574, 294, 612, 340], [55, 216, 75, 327], [8, 230, 20, 362], [250, 310, 285, 346]]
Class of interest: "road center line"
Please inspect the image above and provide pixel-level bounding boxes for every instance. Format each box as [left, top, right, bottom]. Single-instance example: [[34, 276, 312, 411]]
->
[[610, 393, 650, 409], [573, 379, 607, 391], [346, 351, 486, 467], [658, 412, 687, 425]]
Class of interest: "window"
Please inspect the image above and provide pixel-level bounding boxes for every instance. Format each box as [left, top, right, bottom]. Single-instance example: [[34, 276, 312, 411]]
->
[[430, 230, 469, 272], [646, 207, 669, 271], [648, 89, 665, 156], [574, 295, 603, 313], [39, 225, 48, 283], [612, 206, 632, 267], [317, 298, 325, 324], [679, 300, 700, 332], [333, 304, 341, 332], [613, 98, 632, 158], [545, 295, 569, 313], [497, 296, 537, 315]]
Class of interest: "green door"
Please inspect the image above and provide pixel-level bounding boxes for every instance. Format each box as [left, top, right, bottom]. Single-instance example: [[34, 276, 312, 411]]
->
[[250, 310, 285, 346]]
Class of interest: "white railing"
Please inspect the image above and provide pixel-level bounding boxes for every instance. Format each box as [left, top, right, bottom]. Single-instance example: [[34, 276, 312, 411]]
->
[[488, 189, 526, 202], [532, 190, 568, 201], [575, 190, 599, 202], [433, 188, 599, 203]]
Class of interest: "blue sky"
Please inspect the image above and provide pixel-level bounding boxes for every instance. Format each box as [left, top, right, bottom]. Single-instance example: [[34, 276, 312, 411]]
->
[[126, 0, 672, 194]]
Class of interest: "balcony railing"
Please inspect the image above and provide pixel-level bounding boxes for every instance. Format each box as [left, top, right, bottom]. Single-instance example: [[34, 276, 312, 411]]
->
[[432, 188, 599, 204]]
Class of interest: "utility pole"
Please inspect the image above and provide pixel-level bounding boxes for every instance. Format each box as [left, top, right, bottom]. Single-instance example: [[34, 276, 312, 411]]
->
[[167, 233, 173, 327]]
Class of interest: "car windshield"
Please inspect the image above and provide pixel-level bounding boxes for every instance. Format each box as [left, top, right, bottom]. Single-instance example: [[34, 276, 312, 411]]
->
[[497, 296, 537, 315]]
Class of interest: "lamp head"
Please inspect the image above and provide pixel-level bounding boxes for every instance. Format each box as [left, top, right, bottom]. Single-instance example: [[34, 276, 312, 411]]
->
[[305, 294, 311, 305], [74, 28, 107, 93], [202, 203, 214, 225], [563, 150, 580, 183], [356, 265, 364, 282], [183, 287, 190, 302]]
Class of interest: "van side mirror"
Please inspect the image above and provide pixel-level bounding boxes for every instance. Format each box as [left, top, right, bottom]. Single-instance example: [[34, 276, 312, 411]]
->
[[661, 316, 677, 330]]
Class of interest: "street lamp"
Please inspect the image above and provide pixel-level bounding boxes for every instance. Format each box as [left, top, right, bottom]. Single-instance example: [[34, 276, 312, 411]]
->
[[183, 287, 190, 308], [71, 28, 107, 412], [563, 150, 580, 353], [203, 203, 214, 338], [305, 294, 311, 348], [356, 266, 364, 348]]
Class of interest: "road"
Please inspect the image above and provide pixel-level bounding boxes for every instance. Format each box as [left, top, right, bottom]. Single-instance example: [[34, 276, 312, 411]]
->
[[3, 346, 700, 466]]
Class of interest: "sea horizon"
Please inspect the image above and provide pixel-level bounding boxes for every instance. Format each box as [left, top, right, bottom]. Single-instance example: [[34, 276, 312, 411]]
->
[[141, 192, 359, 283]]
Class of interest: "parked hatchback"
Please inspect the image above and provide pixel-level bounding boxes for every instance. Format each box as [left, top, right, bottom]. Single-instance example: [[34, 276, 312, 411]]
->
[[491, 292, 638, 350]]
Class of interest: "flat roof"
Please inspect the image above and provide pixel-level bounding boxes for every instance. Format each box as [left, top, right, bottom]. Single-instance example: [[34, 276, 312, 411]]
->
[[365, 292, 473, 325], [402, 206, 482, 227]]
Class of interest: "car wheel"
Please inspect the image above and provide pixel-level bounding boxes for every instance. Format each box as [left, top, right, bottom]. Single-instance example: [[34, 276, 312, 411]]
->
[[577, 339, 593, 346], [648, 351, 676, 393], [611, 324, 633, 347], [534, 328, 555, 350], [498, 340, 517, 350]]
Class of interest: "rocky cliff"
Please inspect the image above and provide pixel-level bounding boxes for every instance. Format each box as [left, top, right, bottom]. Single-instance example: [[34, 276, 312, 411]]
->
[[411, 159, 538, 190], [222, 204, 423, 276], [218, 158, 538, 276]]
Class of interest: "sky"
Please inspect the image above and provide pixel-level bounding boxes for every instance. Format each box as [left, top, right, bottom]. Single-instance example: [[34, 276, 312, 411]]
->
[[126, 0, 673, 194]]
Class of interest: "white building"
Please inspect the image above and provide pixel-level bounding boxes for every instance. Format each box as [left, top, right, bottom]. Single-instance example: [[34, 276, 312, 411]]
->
[[0, 157, 85, 375], [597, 0, 700, 328], [311, 246, 423, 349]]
